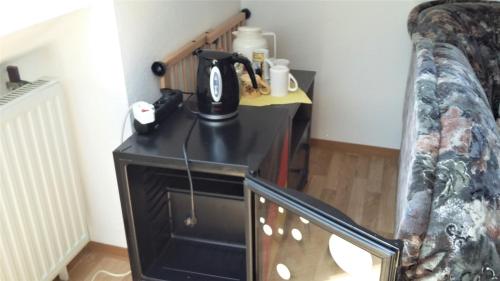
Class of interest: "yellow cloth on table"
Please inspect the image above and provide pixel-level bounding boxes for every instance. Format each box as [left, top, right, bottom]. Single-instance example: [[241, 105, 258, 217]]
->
[[240, 88, 312, 106]]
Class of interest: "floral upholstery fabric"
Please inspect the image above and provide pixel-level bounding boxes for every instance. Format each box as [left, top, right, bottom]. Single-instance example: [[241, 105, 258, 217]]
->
[[397, 40, 442, 272], [397, 2, 500, 280], [408, 1, 500, 119]]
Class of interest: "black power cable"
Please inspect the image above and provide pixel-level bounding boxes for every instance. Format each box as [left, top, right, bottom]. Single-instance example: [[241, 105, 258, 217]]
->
[[182, 93, 199, 227]]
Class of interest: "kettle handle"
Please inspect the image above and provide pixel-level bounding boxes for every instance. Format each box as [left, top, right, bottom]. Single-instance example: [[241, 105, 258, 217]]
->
[[232, 53, 258, 89]]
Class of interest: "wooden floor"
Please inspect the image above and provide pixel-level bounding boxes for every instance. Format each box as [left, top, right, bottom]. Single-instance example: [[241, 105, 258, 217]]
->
[[55, 243, 132, 281], [305, 140, 398, 239], [58, 141, 398, 280]]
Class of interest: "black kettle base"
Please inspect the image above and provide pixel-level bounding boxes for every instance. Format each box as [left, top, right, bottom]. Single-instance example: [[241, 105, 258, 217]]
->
[[198, 111, 238, 121]]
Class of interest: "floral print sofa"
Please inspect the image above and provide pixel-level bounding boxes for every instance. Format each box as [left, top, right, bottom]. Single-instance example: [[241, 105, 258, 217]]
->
[[396, 1, 500, 280]]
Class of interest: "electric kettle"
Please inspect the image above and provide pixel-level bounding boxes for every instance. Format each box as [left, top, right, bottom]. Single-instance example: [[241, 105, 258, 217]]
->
[[196, 49, 257, 120]]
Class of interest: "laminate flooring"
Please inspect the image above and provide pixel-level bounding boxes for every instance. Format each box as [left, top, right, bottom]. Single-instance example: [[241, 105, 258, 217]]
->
[[305, 142, 398, 239], [54, 243, 132, 281]]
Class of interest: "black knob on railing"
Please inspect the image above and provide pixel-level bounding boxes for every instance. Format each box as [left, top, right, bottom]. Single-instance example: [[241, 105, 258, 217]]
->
[[241, 8, 251, 19], [193, 48, 202, 56], [151, 61, 166, 76]]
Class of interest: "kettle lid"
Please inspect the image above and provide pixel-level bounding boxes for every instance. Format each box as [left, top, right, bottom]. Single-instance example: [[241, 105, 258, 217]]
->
[[196, 49, 234, 60]]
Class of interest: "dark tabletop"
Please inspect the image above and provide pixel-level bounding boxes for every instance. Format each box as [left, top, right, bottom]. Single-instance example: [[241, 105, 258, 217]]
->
[[114, 70, 315, 176]]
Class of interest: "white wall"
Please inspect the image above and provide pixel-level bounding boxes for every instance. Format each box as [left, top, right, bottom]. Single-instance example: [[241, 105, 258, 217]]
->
[[1, 0, 417, 247], [114, 0, 241, 104], [0, 0, 88, 37], [1, 0, 242, 248], [0, 2, 131, 247], [242, 0, 416, 149]]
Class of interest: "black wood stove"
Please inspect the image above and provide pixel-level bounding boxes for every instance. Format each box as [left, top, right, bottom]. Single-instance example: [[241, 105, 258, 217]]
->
[[113, 71, 401, 281]]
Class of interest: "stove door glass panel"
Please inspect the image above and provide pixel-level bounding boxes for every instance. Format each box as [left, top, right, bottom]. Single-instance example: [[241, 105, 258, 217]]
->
[[245, 177, 401, 281]]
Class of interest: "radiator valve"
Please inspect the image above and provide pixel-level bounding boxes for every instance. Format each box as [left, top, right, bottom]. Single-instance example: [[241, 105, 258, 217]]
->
[[6, 66, 29, 91]]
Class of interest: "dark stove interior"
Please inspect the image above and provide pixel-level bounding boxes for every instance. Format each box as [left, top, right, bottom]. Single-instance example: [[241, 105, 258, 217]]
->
[[126, 164, 246, 281]]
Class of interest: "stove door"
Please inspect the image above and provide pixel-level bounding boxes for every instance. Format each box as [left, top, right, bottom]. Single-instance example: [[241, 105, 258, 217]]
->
[[244, 175, 402, 281]]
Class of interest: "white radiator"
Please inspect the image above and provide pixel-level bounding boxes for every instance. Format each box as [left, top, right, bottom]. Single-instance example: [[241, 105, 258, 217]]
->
[[0, 79, 89, 281]]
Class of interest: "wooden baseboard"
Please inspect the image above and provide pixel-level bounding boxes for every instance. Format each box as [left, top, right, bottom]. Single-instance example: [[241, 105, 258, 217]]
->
[[67, 241, 129, 270], [310, 138, 400, 158]]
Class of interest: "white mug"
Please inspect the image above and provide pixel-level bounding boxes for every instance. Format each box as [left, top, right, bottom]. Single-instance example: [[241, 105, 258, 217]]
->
[[268, 58, 290, 67], [270, 65, 298, 97]]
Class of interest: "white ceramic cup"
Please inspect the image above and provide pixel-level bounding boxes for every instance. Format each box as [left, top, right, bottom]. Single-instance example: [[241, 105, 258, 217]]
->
[[270, 65, 299, 97], [267, 58, 290, 68]]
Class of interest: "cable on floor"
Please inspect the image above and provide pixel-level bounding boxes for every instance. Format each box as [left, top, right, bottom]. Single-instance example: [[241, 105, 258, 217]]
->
[[90, 270, 131, 281]]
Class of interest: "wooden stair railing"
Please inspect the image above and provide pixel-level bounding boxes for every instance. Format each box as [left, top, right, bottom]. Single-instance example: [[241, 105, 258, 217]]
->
[[151, 9, 251, 92]]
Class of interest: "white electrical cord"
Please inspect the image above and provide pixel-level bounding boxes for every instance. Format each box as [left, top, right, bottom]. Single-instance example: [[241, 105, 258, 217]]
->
[[182, 115, 199, 227], [90, 270, 131, 281], [121, 105, 134, 143]]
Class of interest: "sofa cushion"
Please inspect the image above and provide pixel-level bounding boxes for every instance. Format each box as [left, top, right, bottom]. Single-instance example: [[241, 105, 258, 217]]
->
[[409, 1, 500, 119], [396, 39, 442, 271], [406, 42, 500, 281]]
